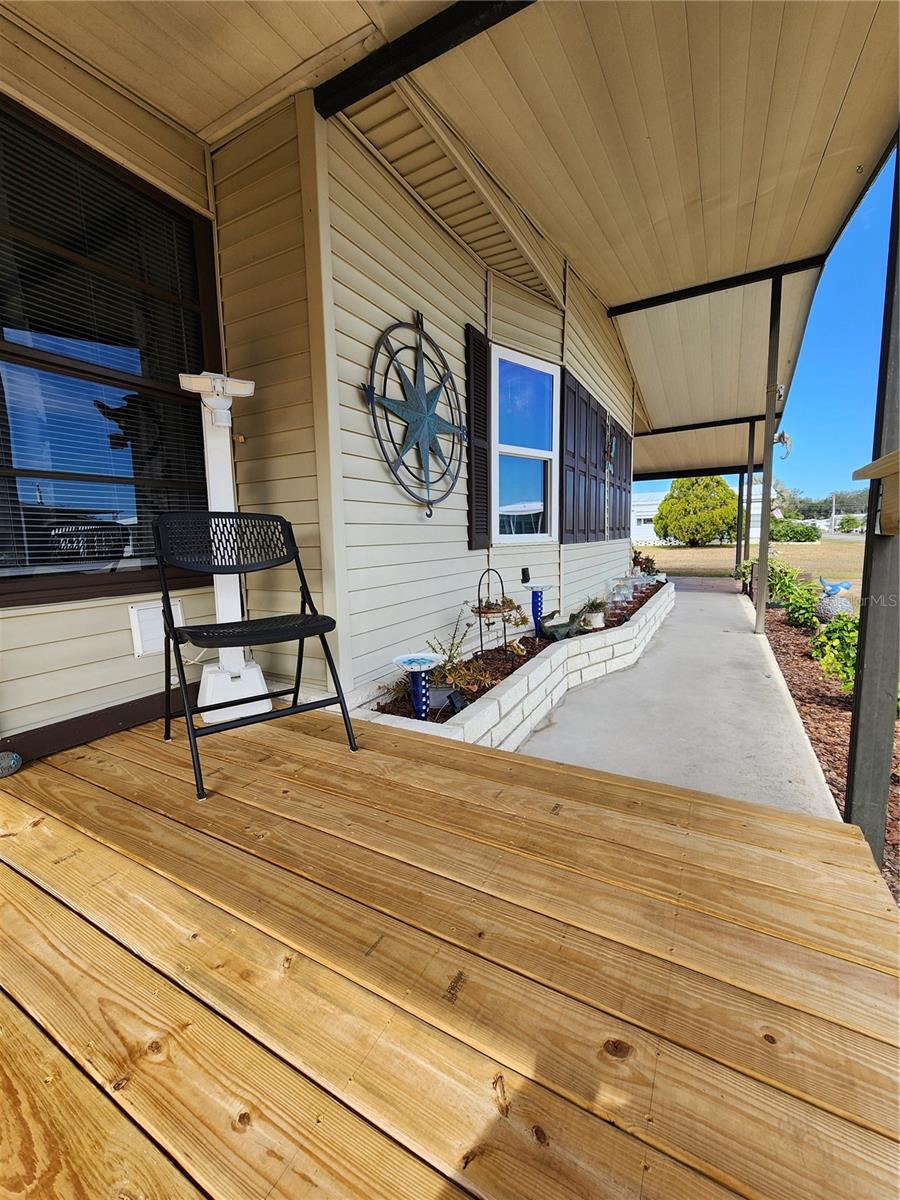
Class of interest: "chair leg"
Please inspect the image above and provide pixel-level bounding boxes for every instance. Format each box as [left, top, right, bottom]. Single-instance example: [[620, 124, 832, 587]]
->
[[171, 638, 207, 799], [319, 635, 357, 752], [292, 639, 305, 707], [163, 631, 173, 742]]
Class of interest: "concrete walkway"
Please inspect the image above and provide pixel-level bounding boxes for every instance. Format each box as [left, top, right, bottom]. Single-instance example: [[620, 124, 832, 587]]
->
[[520, 578, 839, 820]]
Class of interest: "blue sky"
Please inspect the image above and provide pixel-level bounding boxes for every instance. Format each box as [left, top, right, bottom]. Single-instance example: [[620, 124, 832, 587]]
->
[[635, 150, 896, 499]]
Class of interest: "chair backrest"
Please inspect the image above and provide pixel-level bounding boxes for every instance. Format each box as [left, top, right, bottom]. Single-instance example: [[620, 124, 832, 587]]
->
[[155, 511, 297, 574]]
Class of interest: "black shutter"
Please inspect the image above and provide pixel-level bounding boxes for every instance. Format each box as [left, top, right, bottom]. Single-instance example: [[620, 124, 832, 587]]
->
[[560, 368, 607, 544], [608, 418, 633, 540], [465, 323, 491, 550]]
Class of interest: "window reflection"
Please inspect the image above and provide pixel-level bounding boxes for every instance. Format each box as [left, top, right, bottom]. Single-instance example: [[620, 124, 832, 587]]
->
[[498, 455, 547, 535], [0, 364, 205, 576], [498, 358, 553, 450]]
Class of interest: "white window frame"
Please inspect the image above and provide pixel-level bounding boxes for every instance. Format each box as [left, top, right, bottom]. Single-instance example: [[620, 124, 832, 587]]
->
[[490, 344, 560, 545]]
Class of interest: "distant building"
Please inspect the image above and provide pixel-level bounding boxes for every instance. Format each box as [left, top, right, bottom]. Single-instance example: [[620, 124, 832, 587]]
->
[[632, 484, 766, 545]]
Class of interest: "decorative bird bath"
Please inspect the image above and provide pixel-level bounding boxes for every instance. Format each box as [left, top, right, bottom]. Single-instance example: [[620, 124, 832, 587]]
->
[[392, 652, 443, 720]]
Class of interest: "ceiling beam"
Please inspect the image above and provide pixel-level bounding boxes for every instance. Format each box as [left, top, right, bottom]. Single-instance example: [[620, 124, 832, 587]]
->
[[635, 414, 768, 439], [634, 463, 763, 482], [314, 1, 533, 119], [607, 256, 825, 319]]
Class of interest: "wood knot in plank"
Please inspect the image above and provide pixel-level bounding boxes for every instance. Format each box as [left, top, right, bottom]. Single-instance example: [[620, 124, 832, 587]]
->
[[602, 1039, 632, 1060], [491, 1072, 510, 1118]]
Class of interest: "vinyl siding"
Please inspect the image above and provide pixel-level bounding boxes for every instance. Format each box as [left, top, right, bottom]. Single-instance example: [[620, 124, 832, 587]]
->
[[0, 587, 213, 738], [212, 103, 325, 688], [328, 120, 489, 686], [491, 275, 564, 362], [0, 15, 209, 213], [565, 270, 634, 429]]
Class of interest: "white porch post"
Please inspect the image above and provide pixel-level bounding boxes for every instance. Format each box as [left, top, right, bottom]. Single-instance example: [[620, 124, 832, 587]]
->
[[179, 371, 272, 722]]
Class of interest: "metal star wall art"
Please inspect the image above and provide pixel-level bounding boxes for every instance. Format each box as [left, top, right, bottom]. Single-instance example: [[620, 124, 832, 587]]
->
[[363, 313, 466, 517]]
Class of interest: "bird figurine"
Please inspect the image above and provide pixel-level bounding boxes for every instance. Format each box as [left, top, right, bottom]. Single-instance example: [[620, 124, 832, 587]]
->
[[819, 577, 851, 596], [817, 578, 853, 623]]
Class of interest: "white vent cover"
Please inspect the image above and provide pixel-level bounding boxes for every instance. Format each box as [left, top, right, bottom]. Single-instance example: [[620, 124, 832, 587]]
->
[[128, 598, 183, 657]]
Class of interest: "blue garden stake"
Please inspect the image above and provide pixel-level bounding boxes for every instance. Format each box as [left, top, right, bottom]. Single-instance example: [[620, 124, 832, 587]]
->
[[392, 653, 442, 721], [409, 670, 430, 719], [524, 582, 549, 637]]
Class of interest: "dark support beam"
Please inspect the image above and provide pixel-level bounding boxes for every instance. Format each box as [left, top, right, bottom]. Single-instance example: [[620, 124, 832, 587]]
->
[[735, 471, 745, 577], [845, 155, 899, 865], [634, 413, 767, 438], [743, 419, 755, 568], [607, 256, 824, 319], [755, 277, 782, 634], [314, 2, 533, 118], [634, 462, 762, 482]]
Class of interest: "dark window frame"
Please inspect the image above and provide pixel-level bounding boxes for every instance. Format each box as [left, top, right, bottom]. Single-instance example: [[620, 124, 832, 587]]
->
[[0, 95, 220, 608]]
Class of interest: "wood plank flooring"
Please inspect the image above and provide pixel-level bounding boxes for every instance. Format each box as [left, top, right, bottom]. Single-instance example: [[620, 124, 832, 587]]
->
[[1, 711, 897, 1200]]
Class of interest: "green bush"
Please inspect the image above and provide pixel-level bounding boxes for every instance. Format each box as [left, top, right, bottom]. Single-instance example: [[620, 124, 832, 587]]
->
[[783, 581, 819, 629], [811, 614, 859, 691], [770, 517, 820, 542], [837, 514, 861, 533], [734, 553, 799, 601]]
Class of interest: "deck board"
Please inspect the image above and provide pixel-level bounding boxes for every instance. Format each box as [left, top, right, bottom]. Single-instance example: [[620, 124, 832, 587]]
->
[[1, 716, 897, 1199]]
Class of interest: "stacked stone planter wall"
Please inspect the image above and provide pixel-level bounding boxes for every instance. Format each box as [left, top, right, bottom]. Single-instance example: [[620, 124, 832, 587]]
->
[[356, 581, 676, 751]]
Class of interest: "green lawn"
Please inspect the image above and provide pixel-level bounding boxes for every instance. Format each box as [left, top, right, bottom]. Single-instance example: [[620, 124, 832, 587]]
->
[[649, 539, 865, 588]]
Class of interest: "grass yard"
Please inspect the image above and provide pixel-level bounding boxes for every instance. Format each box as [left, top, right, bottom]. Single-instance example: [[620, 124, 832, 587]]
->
[[648, 538, 866, 587]]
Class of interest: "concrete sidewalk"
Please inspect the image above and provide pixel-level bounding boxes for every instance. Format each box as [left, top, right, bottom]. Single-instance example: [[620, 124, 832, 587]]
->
[[520, 578, 839, 820]]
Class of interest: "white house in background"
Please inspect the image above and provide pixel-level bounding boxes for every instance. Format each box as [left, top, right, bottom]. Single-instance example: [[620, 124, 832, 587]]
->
[[632, 485, 765, 545]]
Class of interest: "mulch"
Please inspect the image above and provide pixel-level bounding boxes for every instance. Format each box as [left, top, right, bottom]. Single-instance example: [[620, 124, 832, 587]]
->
[[765, 608, 899, 901], [377, 635, 552, 724], [378, 581, 666, 725]]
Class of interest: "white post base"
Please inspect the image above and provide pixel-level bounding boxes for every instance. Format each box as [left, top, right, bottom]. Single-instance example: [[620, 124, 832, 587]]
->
[[198, 660, 272, 724]]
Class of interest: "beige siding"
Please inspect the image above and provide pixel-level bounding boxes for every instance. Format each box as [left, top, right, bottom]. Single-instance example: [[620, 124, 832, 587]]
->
[[212, 103, 325, 687], [565, 270, 634, 429], [0, 14, 209, 213], [490, 275, 564, 362], [560, 540, 631, 613], [328, 120, 489, 686], [0, 587, 213, 738]]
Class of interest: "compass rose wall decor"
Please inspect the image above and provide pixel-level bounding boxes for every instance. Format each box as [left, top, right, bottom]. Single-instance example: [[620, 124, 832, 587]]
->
[[363, 313, 467, 517]]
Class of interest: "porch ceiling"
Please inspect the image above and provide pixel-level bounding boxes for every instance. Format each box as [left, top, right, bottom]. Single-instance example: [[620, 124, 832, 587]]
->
[[624, 267, 820, 477], [0, 0, 450, 138], [408, 0, 897, 476]]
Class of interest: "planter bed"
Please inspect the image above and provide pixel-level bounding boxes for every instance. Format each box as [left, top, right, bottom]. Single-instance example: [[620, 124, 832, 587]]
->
[[765, 608, 899, 901], [362, 580, 675, 750]]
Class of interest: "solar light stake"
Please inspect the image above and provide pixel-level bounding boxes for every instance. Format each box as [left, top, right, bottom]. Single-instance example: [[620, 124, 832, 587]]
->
[[524, 581, 549, 637]]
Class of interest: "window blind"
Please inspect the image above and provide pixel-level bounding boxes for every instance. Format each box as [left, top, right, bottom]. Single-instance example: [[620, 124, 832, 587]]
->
[[0, 101, 217, 602]]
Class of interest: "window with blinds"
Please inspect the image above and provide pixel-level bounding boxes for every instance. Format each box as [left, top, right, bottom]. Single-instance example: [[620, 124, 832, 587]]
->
[[0, 99, 219, 605]]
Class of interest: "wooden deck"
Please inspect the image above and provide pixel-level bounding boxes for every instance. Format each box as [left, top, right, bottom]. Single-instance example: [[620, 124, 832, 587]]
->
[[1, 712, 897, 1199]]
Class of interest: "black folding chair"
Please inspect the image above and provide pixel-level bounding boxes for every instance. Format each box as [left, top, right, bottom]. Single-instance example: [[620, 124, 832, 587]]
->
[[154, 510, 357, 799]]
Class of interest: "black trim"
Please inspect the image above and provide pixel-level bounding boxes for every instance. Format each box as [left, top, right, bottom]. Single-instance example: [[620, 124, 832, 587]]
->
[[607, 256, 825, 319], [635, 413, 769, 438], [2, 566, 210, 608], [0, 340, 204, 403], [0, 681, 200, 764], [634, 463, 762, 482], [314, 2, 534, 118]]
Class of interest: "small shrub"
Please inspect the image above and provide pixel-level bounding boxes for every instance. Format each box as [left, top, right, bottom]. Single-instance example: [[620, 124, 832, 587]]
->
[[770, 517, 820, 542], [811, 614, 859, 691], [837, 514, 862, 533], [783, 581, 819, 629]]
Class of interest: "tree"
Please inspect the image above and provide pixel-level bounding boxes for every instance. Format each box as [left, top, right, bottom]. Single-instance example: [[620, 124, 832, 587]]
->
[[773, 479, 805, 518], [654, 476, 738, 547], [838, 514, 862, 533]]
